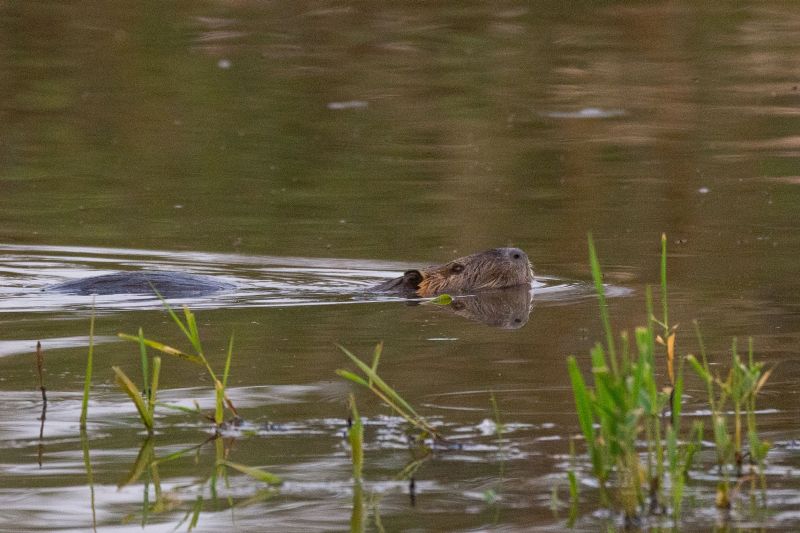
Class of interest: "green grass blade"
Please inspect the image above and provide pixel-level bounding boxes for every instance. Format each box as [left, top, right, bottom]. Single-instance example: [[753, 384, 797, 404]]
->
[[183, 306, 204, 356], [336, 369, 370, 387], [118, 333, 205, 366], [567, 356, 597, 454], [371, 341, 383, 374], [148, 357, 161, 422], [587, 233, 617, 372], [348, 394, 364, 481], [138, 328, 149, 398], [80, 306, 96, 429], [685, 355, 711, 384], [671, 356, 684, 426], [223, 334, 234, 389], [112, 366, 153, 432], [214, 380, 225, 426], [218, 460, 282, 485], [336, 344, 419, 418], [150, 287, 193, 341]]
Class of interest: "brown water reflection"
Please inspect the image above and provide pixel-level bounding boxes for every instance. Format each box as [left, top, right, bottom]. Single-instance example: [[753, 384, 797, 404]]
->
[[1, 1, 800, 531]]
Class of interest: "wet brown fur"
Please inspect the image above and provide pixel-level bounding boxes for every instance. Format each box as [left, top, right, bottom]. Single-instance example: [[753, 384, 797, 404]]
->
[[372, 247, 534, 297]]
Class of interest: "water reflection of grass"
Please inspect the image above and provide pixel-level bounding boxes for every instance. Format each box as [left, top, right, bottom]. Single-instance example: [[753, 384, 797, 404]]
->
[[565, 234, 773, 527]]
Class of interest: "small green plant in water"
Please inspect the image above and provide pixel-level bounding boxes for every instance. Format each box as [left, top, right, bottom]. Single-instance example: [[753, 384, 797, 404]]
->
[[567, 234, 772, 525], [686, 327, 772, 508], [348, 393, 364, 482], [567, 234, 685, 520], [336, 342, 443, 442], [79, 306, 96, 429], [119, 296, 238, 428], [112, 355, 161, 434]]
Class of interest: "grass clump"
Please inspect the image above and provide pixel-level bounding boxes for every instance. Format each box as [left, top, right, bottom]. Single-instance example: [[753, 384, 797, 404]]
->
[[118, 298, 238, 429], [686, 330, 772, 508], [567, 234, 772, 525], [336, 342, 442, 442]]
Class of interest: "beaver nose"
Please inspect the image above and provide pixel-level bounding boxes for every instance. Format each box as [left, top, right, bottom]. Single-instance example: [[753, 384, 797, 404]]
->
[[504, 247, 527, 261]]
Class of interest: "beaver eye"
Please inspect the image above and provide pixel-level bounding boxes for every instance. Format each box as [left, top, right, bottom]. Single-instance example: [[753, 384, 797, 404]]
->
[[450, 263, 464, 274], [512, 253, 521, 260]]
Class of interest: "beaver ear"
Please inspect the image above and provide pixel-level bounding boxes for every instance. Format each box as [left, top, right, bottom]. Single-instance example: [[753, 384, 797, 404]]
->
[[402, 270, 423, 289]]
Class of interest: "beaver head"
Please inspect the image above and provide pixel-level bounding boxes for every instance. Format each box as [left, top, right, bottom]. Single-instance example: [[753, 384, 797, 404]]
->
[[376, 247, 533, 297]]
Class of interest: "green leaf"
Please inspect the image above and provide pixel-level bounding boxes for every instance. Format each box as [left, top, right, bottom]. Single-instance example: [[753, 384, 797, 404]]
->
[[567, 356, 596, 451], [218, 460, 282, 486], [148, 357, 161, 421], [686, 355, 711, 384], [371, 341, 383, 374], [587, 233, 617, 370], [112, 366, 153, 432], [348, 394, 364, 481], [428, 294, 453, 305], [138, 327, 149, 398], [223, 335, 234, 389], [118, 333, 204, 366], [336, 369, 370, 387], [336, 344, 419, 419]]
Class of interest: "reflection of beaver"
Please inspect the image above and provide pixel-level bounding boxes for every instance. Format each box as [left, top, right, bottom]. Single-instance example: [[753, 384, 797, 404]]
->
[[372, 247, 534, 297], [446, 285, 533, 329]]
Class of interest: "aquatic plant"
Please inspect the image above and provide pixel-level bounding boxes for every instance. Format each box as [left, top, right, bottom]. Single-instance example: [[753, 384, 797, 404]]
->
[[686, 328, 772, 508], [119, 297, 238, 428], [567, 234, 773, 525], [566, 234, 684, 520], [67, 292, 279, 530], [347, 393, 364, 482], [79, 307, 96, 429], [336, 342, 442, 441]]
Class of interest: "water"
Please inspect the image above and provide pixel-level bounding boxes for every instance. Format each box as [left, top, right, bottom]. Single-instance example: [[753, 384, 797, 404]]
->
[[2, 2, 800, 531]]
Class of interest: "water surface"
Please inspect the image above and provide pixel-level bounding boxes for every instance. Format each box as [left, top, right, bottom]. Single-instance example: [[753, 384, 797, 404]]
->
[[1, 1, 800, 531]]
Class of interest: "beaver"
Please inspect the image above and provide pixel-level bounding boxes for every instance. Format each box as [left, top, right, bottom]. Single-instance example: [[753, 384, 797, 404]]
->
[[371, 247, 533, 297], [47, 271, 236, 298], [47, 247, 532, 299]]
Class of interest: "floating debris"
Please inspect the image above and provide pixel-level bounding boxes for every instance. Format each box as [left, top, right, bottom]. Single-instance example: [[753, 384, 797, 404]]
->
[[542, 107, 626, 119], [327, 100, 368, 110]]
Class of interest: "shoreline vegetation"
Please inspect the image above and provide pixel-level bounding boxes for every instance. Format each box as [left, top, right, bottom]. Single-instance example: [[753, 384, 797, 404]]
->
[[565, 234, 772, 527]]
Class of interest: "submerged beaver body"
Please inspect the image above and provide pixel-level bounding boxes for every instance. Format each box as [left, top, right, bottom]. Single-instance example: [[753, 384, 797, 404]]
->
[[48, 271, 235, 298], [372, 247, 533, 297]]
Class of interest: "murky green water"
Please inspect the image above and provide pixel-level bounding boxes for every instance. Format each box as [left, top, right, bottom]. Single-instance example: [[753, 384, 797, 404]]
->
[[2, 2, 800, 531]]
